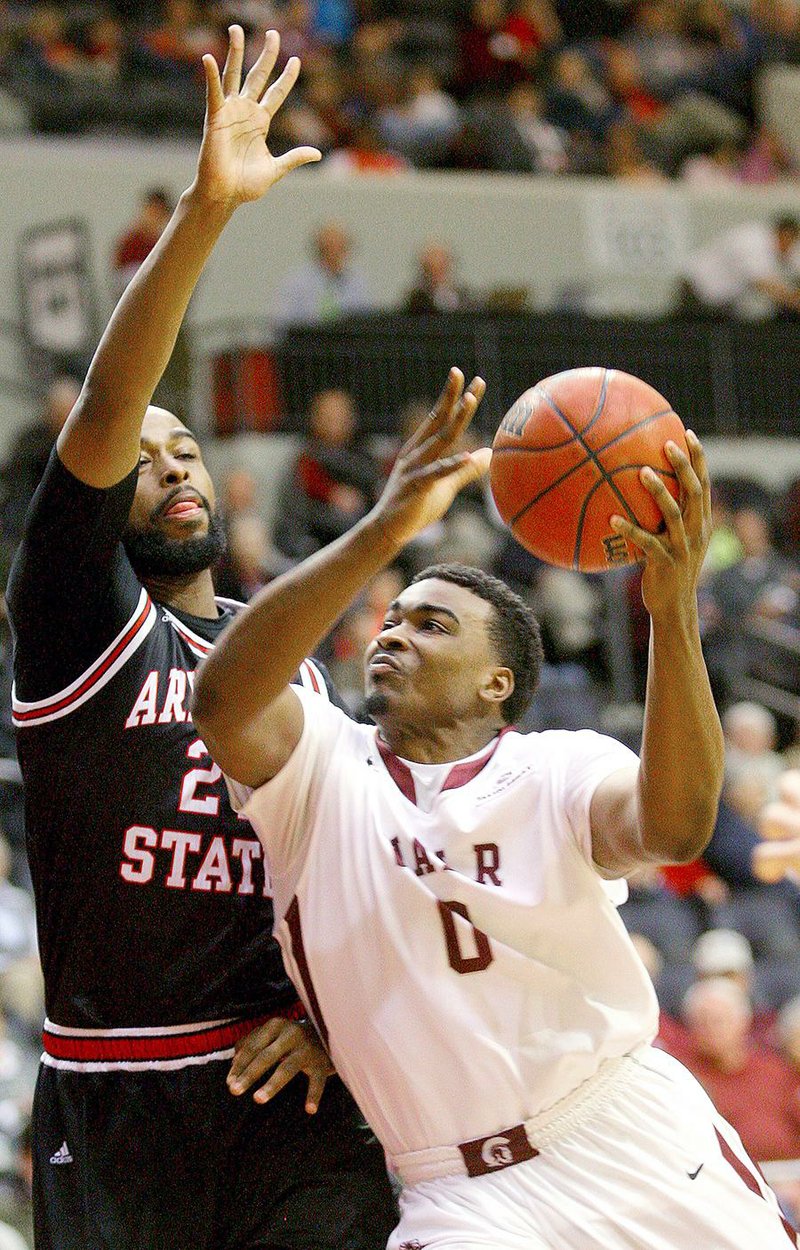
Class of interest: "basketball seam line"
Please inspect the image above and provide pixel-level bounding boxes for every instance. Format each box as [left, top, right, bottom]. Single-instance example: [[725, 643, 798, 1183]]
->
[[506, 398, 677, 560], [571, 464, 674, 570]]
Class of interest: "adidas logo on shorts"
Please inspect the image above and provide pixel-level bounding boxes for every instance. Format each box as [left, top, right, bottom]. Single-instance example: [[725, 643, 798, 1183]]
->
[[49, 1141, 73, 1165]]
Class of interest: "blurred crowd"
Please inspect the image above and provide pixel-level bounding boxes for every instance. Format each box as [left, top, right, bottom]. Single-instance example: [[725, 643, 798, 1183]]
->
[[2, 0, 800, 183]]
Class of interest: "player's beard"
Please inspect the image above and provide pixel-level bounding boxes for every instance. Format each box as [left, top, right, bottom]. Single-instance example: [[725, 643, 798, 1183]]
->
[[364, 690, 390, 718], [122, 510, 227, 578]]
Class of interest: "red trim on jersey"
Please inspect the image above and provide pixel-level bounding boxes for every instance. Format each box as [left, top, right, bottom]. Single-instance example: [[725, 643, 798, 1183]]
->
[[715, 1128, 798, 1245], [285, 896, 329, 1048], [166, 616, 213, 656], [300, 660, 321, 693], [13, 594, 154, 723], [42, 1003, 304, 1063], [375, 727, 513, 807]]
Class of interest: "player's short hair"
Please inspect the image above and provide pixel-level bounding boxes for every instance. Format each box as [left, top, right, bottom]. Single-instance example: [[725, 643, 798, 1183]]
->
[[410, 563, 544, 724]]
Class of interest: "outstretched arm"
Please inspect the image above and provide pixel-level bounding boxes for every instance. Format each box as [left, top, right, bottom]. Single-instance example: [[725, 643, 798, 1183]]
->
[[57, 26, 320, 489], [192, 369, 489, 786], [590, 432, 725, 874]]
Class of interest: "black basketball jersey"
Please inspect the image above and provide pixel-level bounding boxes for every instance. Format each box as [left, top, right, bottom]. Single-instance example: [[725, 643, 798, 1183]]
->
[[6, 451, 332, 1028]]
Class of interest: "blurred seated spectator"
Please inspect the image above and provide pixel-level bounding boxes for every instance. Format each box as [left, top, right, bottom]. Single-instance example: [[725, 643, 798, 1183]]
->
[[401, 241, 472, 313], [461, 82, 569, 174], [325, 118, 410, 174], [213, 466, 292, 601], [666, 977, 800, 1163], [545, 48, 618, 146], [502, 0, 562, 68], [269, 220, 375, 332], [603, 120, 669, 181], [738, 125, 800, 185], [680, 137, 744, 183], [700, 496, 798, 706], [273, 388, 380, 560], [0, 376, 79, 562], [135, 0, 224, 84], [112, 186, 174, 299], [456, 0, 521, 100], [376, 65, 462, 167], [619, 862, 703, 964], [677, 214, 800, 318], [723, 701, 785, 824]]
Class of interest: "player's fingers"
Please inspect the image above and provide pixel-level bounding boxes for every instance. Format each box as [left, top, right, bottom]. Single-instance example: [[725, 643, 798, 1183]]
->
[[228, 1044, 282, 1094], [685, 429, 711, 526], [759, 798, 800, 842], [403, 368, 464, 453], [272, 146, 323, 180], [202, 52, 225, 115], [666, 439, 704, 536], [412, 377, 486, 465], [304, 1067, 332, 1115], [241, 28, 280, 100], [609, 513, 661, 562], [639, 464, 685, 548], [221, 24, 245, 96], [260, 55, 302, 117], [253, 1051, 303, 1103]]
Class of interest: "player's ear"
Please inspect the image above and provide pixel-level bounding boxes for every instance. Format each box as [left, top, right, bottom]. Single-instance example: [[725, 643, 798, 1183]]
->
[[480, 667, 514, 713]]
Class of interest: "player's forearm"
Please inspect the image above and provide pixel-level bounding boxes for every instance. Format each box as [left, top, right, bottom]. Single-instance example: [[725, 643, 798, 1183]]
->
[[88, 187, 231, 411], [192, 514, 401, 728], [637, 607, 724, 863], [60, 187, 234, 483]]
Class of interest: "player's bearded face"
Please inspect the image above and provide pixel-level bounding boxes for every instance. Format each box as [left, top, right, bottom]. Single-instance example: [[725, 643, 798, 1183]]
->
[[122, 497, 227, 577]]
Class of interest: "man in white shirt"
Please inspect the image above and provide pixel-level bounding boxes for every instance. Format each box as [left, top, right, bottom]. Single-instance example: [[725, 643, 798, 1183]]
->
[[193, 372, 797, 1247], [680, 214, 800, 318]]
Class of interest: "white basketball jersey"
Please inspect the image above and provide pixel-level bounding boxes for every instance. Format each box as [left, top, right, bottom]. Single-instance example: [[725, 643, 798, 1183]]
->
[[238, 686, 659, 1160]]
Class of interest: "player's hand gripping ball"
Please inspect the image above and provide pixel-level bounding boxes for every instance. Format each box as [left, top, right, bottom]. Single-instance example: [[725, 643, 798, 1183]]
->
[[490, 367, 688, 572]]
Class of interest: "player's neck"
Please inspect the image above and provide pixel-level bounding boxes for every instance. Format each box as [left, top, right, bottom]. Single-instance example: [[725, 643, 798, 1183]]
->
[[143, 569, 219, 619], [378, 719, 502, 765]]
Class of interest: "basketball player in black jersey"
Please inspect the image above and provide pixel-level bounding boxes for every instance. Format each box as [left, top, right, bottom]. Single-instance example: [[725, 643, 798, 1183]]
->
[[6, 27, 396, 1250]]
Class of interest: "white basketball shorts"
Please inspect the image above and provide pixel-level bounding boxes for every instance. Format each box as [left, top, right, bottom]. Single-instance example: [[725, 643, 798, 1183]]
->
[[387, 1046, 798, 1250]]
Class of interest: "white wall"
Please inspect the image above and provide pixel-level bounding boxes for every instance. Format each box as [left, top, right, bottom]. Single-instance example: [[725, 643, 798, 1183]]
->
[[1, 134, 799, 460]]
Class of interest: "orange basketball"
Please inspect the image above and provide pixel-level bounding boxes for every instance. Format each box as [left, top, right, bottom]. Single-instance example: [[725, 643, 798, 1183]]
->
[[490, 367, 687, 573]]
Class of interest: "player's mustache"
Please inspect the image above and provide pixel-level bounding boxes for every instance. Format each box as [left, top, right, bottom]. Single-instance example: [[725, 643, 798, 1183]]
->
[[152, 487, 211, 521]]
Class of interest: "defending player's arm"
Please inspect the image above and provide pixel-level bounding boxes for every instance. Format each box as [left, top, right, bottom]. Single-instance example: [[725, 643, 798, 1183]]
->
[[588, 431, 725, 876], [192, 369, 489, 786], [56, 25, 320, 489]]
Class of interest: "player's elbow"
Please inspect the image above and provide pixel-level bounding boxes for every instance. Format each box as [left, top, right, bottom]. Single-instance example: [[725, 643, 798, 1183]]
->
[[643, 799, 718, 865]]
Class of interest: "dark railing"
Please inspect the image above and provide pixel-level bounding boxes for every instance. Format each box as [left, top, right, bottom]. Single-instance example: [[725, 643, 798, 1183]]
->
[[270, 312, 800, 439]]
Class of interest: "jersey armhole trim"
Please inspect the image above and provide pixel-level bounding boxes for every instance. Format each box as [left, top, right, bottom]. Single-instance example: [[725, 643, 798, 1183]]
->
[[12, 588, 157, 727]]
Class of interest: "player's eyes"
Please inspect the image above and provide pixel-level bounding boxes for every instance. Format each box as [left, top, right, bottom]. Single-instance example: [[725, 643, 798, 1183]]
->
[[421, 619, 446, 632]]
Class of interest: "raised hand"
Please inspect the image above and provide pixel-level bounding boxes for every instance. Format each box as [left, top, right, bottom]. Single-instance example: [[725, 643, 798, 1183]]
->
[[194, 26, 321, 208], [373, 367, 490, 550], [609, 430, 712, 619]]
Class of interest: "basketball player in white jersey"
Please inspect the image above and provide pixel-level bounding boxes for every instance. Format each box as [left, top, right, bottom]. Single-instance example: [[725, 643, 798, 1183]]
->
[[193, 369, 798, 1248]]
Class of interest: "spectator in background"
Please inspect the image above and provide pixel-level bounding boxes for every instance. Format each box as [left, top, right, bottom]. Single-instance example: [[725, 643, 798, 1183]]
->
[[112, 187, 174, 299], [0, 377, 79, 562], [671, 977, 800, 1164], [462, 81, 569, 174], [273, 388, 380, 561], [701, 495, 798, 707], [723, 701, 786, 825], [376, 65, 462, 167], [325, 118, 410, 174], [269, 220, 375, 331], [678, 214, 800, 318], [401, 241, 472, 313]]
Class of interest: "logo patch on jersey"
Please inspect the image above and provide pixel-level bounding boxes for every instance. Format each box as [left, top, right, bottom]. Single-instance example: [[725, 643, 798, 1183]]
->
[[49, 1141, 73, 1165], [474, 765, 533, 803], [458, 1123, 538, 1177], [399, 1242, 429, 1250]]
